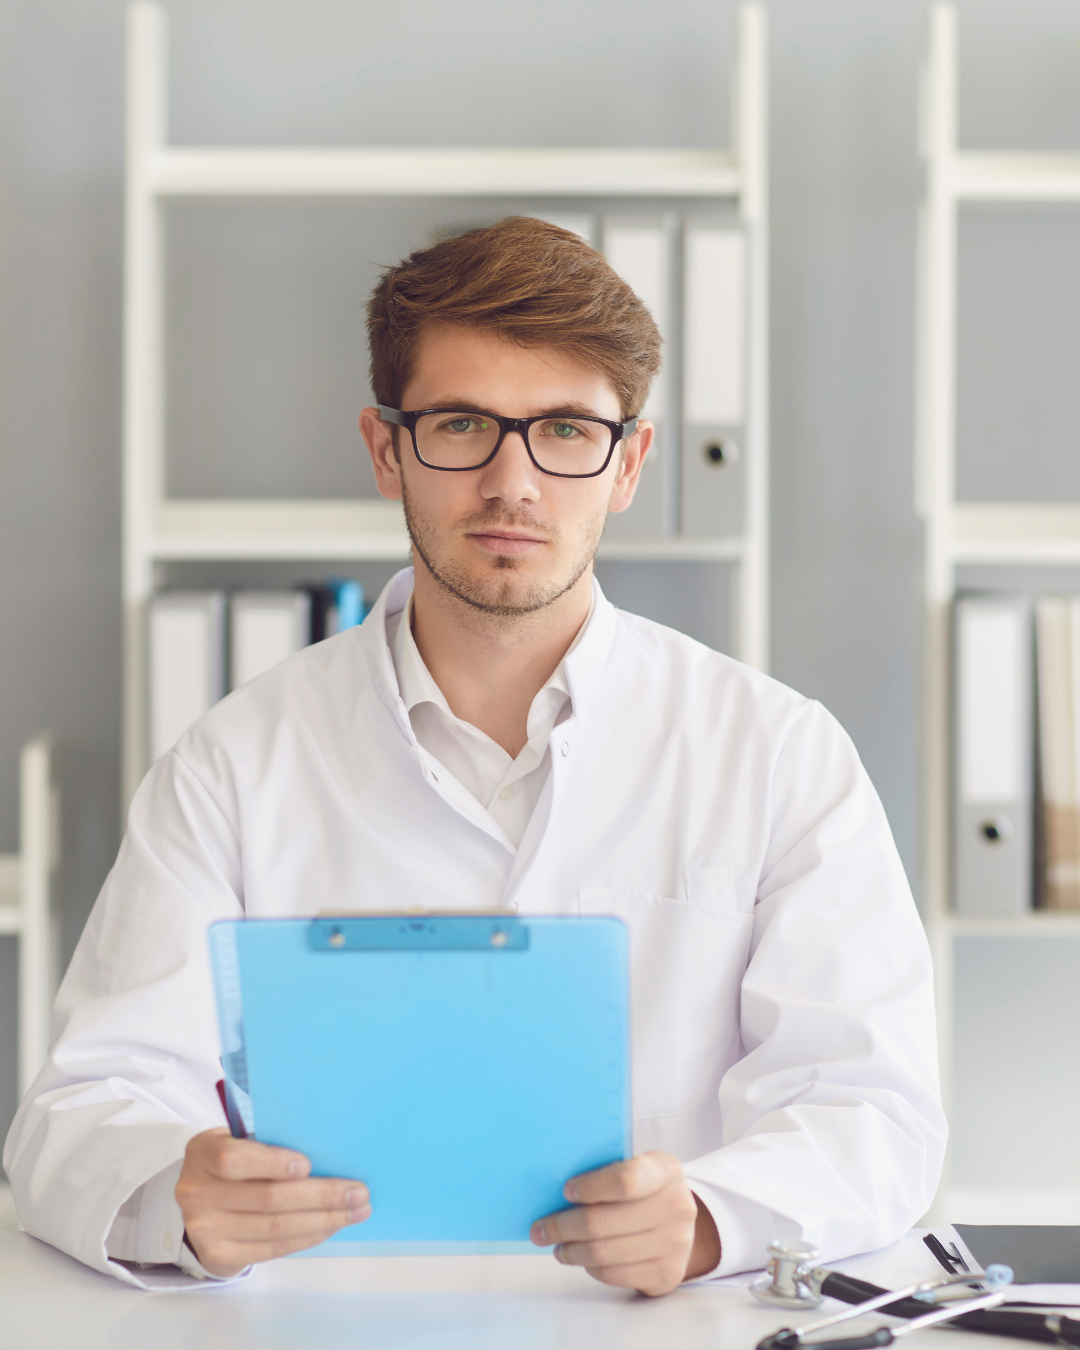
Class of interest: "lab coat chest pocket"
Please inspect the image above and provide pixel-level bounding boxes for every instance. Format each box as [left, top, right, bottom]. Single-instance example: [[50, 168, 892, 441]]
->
[[577, 872, 753, 1122]]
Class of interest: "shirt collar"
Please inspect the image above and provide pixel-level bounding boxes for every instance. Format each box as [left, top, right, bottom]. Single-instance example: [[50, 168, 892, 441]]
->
[[393, 589, 587, 721], [362, 566, 618, 726]]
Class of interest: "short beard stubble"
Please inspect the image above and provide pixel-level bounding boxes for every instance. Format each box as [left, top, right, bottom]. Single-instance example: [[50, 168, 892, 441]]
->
[[400, 475, 606, 620]]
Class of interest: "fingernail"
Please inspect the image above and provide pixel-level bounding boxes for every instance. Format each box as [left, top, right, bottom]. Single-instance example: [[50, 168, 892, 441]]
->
[[345, 1187, 367, 1207], [348, 1204, 371, 1223], [288, 1158, 309, 1178], [531, 1223, 547, 1245], [564, 1181, 578, 1202]]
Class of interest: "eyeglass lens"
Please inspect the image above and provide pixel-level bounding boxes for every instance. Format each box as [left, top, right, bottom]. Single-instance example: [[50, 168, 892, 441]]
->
[[414, 412, 613, 474]]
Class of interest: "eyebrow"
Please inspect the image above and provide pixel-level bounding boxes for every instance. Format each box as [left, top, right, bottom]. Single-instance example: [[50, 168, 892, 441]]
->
[[416, 399, 610, 420]]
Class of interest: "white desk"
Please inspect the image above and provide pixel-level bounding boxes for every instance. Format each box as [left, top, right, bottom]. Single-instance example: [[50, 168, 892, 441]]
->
[[0, 1226, 1000, 1350]]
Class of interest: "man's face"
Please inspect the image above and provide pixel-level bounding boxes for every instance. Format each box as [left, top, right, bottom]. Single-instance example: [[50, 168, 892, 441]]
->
[[361, 325, 649, 619]]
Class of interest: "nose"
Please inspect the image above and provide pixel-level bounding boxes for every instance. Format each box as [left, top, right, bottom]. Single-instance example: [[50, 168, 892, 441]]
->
[[478, 427, 542, 505]]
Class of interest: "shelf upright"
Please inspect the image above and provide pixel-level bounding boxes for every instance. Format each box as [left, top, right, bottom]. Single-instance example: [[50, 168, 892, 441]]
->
[[916, 3, 1080, 1220], [122, 2, 769, 808]]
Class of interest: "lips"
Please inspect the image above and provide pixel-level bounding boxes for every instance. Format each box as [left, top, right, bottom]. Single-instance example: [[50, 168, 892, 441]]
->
[[468, 530, 547, 555]]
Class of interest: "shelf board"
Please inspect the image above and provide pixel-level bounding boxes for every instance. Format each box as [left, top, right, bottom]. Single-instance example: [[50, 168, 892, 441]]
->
[[598, 536, 744, 562], [146, 499, 745, 563], [150, 499, 410, 560], [939, 912, 1080, 938], [954, 152, 1080, 203], [945, 503, 1080, 565], [149, 147, 742, 200]]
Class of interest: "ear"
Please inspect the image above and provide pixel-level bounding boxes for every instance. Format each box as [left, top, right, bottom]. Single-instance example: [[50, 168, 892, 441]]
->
[[607, 420, 653, 514], [359, 407, 403, 501]]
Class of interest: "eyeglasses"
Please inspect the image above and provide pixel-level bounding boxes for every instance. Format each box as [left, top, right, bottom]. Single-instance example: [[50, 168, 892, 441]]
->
[[378, 405, 638, 479]]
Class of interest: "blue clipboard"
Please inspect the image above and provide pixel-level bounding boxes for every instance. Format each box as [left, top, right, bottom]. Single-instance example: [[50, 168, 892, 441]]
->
[[207, 913, 631, 1255]]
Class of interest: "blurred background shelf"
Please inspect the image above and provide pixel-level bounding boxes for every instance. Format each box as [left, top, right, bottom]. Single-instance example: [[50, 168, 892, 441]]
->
[[918, 4, 1080, 1224], [948, 505, 1080, 564], [148, 147, 743, 198]]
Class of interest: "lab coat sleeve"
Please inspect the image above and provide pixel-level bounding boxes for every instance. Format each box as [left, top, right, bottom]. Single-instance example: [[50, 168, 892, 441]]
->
[[2, 749, 245, 1288], [681, 700, 947, 1276]]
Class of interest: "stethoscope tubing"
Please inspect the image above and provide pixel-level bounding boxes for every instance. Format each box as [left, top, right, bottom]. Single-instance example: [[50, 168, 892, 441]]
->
[[757, 1282, 1008, 1350]]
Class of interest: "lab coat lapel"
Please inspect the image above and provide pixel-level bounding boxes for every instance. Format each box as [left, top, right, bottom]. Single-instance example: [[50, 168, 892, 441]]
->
[[501, 579, 619, 908]]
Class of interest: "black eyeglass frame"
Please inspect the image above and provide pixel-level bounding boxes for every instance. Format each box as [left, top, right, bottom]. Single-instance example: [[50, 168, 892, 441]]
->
[[378, 405, 639, 479]]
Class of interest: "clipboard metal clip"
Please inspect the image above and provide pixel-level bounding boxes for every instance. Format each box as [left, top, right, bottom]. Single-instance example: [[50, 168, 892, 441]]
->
[[308, 916, 530, 952]]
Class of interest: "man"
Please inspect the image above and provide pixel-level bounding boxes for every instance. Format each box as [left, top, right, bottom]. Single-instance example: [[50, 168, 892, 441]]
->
[[4, 217, 946, 1294]]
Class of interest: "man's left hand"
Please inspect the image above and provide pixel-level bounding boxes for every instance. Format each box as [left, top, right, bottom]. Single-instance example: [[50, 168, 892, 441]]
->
[[529, 1151, 720, 1296]]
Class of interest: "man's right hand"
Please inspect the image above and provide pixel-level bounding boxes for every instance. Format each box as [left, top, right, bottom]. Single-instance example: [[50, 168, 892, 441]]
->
[[175, 1127, 371, 1276]]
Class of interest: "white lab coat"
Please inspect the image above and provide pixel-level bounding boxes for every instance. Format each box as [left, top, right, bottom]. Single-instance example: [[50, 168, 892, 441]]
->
[[4, 570, 946, 1287]]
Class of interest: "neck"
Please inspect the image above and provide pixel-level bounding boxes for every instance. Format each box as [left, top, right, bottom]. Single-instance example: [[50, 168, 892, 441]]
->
[[408, 559, 592, 757]]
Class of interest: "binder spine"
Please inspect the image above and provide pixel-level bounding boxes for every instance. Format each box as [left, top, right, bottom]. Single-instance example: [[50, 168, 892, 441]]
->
[[682, 228, 747, 538], [601, 219, 671, 538], [953, 596, 1034, 917]]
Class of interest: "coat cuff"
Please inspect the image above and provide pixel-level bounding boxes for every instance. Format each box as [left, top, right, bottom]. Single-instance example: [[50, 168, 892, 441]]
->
[[104, 1159, 249, 1286], [682, 1174, 780, 1278]]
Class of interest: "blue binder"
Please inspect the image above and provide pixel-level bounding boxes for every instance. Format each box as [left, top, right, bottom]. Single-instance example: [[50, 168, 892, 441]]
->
[[207, 914, 631, 1255]]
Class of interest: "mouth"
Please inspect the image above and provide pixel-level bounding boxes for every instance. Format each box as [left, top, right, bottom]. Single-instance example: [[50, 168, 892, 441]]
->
[[467, 529, 548, 556]]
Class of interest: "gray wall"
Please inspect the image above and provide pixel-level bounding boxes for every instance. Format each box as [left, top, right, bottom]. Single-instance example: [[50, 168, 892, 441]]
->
[[2, 0, 1079, 1186]]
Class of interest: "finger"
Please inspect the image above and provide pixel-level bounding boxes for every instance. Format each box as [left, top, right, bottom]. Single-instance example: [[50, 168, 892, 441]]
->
[[191, 1224, 352, 1276], [563, 1153, 680, 1206], [225, 1177, 370, 1215], [193, 1131, 314, 1183], [532, 1194, 670, 1246], [584, 1257, 687, 1298], [553, 1222, 692, 1271], [203, 1203, 372, 1244]]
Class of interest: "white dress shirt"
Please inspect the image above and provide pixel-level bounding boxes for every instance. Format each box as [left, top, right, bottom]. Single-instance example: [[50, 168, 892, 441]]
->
[[5, 568, 947, 1288], [388, 593, 589, 848]]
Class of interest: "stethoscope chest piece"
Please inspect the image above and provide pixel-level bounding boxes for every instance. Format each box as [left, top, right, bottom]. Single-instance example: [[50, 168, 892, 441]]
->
[[751, 1238, 824, 1309]]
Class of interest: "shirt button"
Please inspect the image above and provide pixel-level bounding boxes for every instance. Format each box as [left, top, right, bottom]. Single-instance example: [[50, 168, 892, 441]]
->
[[498, 784, 515, 800], [560, 742, 570, 757]]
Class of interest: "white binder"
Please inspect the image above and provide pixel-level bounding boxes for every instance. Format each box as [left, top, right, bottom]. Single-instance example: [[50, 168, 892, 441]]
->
[[230, 591, 311, 690], [148, 591, 226, 761], [601, 220, 668, 538], [682, 228, 746, 538], [953, 595, 1033, 916]]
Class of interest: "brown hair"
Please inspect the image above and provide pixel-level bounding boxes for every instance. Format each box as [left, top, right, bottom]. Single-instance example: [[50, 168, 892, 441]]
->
[[367, 216, 661, 419]]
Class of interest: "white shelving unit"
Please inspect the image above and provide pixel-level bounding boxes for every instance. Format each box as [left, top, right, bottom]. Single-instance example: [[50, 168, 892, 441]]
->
[[917, 5, 1080, 1220], [122, 2, 769, 807], [0, 737, 60, 1098]]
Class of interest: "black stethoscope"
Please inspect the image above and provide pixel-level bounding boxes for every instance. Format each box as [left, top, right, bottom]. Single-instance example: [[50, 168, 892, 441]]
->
[[750, 1238, 1015, 1350]]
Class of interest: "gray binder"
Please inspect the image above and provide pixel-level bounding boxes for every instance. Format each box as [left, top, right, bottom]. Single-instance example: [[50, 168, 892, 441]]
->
[[601, 219, 669, 539], [953, 594, 1033, 916], [681, 227, 746, 538]]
